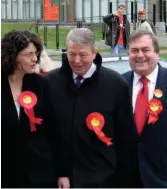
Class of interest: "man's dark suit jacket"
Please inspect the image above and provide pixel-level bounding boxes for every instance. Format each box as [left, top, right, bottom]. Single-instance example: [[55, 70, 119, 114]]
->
[[1, 73, 56, 188], [123, 64, 167, 188]]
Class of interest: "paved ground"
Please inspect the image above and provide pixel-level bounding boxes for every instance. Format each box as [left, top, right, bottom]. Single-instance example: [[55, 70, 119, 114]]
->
[[46, 32, 167, 57], [156, 33, 167, 48], [160, 49, 167, 54], [95, 33, 167, 49]]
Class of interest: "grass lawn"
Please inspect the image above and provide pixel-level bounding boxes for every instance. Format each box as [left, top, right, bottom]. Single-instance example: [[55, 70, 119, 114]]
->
[[1, 22, 102, 49], [160, 54, 167, 60], [1, 23, 31, 35]]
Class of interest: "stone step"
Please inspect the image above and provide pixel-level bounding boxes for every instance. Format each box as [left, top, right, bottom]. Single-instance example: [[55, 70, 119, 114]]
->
[[155, 22, 166, 30]]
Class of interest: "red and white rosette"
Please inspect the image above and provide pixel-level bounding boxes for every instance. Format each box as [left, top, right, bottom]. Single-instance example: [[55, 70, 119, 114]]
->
[[148, 99, 163, 124], [86, 112, 112, 146], [18, 91, 43, 132]]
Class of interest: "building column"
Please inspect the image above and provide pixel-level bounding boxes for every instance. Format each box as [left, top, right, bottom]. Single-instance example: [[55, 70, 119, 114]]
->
[[147, 0, 161, 22], [66, 0, 75, 21]]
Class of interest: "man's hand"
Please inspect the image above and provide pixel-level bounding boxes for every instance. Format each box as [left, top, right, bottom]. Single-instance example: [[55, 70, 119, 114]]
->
[[114, 11, 119, 16], [58, 177, 70, 188]]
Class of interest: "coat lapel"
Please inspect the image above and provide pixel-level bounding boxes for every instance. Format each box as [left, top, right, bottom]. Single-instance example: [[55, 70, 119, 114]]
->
[[142, 65, 167, 134], [154, 64, 167, 93], [124, 71, 139, 136], [125, 71, 133, 100], [1, 75, 20, 125]]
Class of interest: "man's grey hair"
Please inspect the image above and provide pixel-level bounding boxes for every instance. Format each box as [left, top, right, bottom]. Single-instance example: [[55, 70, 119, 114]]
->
[[66, 28, 95, 48]]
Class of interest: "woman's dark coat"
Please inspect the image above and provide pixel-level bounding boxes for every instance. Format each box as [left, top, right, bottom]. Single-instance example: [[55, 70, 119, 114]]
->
[[1, 73, 56, 188]]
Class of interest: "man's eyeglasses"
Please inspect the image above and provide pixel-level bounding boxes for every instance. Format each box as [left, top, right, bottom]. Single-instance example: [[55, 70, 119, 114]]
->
[[19, 52, 39, 58]]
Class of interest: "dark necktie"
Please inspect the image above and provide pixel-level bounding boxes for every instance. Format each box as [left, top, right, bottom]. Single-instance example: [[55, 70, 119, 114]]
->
[[134, 77, 148, 135], [76, 75, 83, 88]]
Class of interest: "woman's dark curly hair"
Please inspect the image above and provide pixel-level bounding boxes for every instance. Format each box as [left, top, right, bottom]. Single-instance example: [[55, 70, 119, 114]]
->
[[1, 30, 43, 75]]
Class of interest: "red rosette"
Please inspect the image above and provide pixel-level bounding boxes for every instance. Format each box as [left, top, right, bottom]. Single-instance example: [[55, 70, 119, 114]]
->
[[18, 91, 43, 132], [18, 91, 37, 109], [86, 112, 112, 146], [148, 99, 163, 124]]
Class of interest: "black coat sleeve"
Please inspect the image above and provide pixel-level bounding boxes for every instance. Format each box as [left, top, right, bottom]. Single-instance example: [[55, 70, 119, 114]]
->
[[103, 14, 116, 25], [113, 78, 137, 187], [45, 73, 71, 179], [41, 77, 60, 182]]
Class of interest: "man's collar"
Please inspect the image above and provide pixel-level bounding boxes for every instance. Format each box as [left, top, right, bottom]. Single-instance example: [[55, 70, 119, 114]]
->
[[73, 63, 96, 80], [133, 64, 158, 85], [141, 19, 146, 23]]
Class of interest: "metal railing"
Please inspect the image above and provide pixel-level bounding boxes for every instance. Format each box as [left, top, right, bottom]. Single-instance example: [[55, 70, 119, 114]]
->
[[29, 20, 106, 49]]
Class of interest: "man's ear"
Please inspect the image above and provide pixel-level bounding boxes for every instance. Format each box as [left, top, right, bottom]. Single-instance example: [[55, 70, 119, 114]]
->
[[93, 47, 98, 58], [93, 47, 98, 54]]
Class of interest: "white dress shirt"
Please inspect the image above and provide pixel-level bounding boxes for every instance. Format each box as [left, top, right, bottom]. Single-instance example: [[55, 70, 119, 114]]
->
[[73, 63, 97, 84], [132, 65, 158, 112], [14, 100, 20, 118]]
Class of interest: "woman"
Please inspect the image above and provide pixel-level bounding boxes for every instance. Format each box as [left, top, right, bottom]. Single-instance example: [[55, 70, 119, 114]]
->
[[39, 47, 57, 75], [1, 30, 57, 188]]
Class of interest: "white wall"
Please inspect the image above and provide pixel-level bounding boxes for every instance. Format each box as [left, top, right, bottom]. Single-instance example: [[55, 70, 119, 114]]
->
[[1, 0, 151, 22], [111, 0, 117, 14], [12, 1, 18, 19], [29, 0, 41, 19], [36, 1, 41, 19], [18, 0, 24, 19], [6, 0, 12, 19], [75, 0, 83, 20], [75, 0, 110, 23], [1, 1, 6, 19], [75, 0, 146, 23], [100, 0, 109, 17], [84, 0, 91, 22], [92, 0, 99, 23], [127, 0, 146, 22], [1, 0, 41, 20], [30, 0, 35, 19]]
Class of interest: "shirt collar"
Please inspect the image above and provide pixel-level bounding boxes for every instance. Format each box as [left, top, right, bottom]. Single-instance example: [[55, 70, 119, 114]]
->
[[73, 63, 96, 80], [141, 19, 146, 23], [133, 64, 158, 85]]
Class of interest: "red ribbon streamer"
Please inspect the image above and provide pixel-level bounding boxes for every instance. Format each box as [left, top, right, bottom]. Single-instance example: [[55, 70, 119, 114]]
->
[[93, 127, 112, 146], [148, 111, 159, 124], [24, 109, 42, 132], [86, 112, 112, 146], [148, 99, 163, 125]]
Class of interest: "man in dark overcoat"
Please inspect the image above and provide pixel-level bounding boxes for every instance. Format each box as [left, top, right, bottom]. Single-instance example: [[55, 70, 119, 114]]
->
[[46, 28, 136, 188]]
